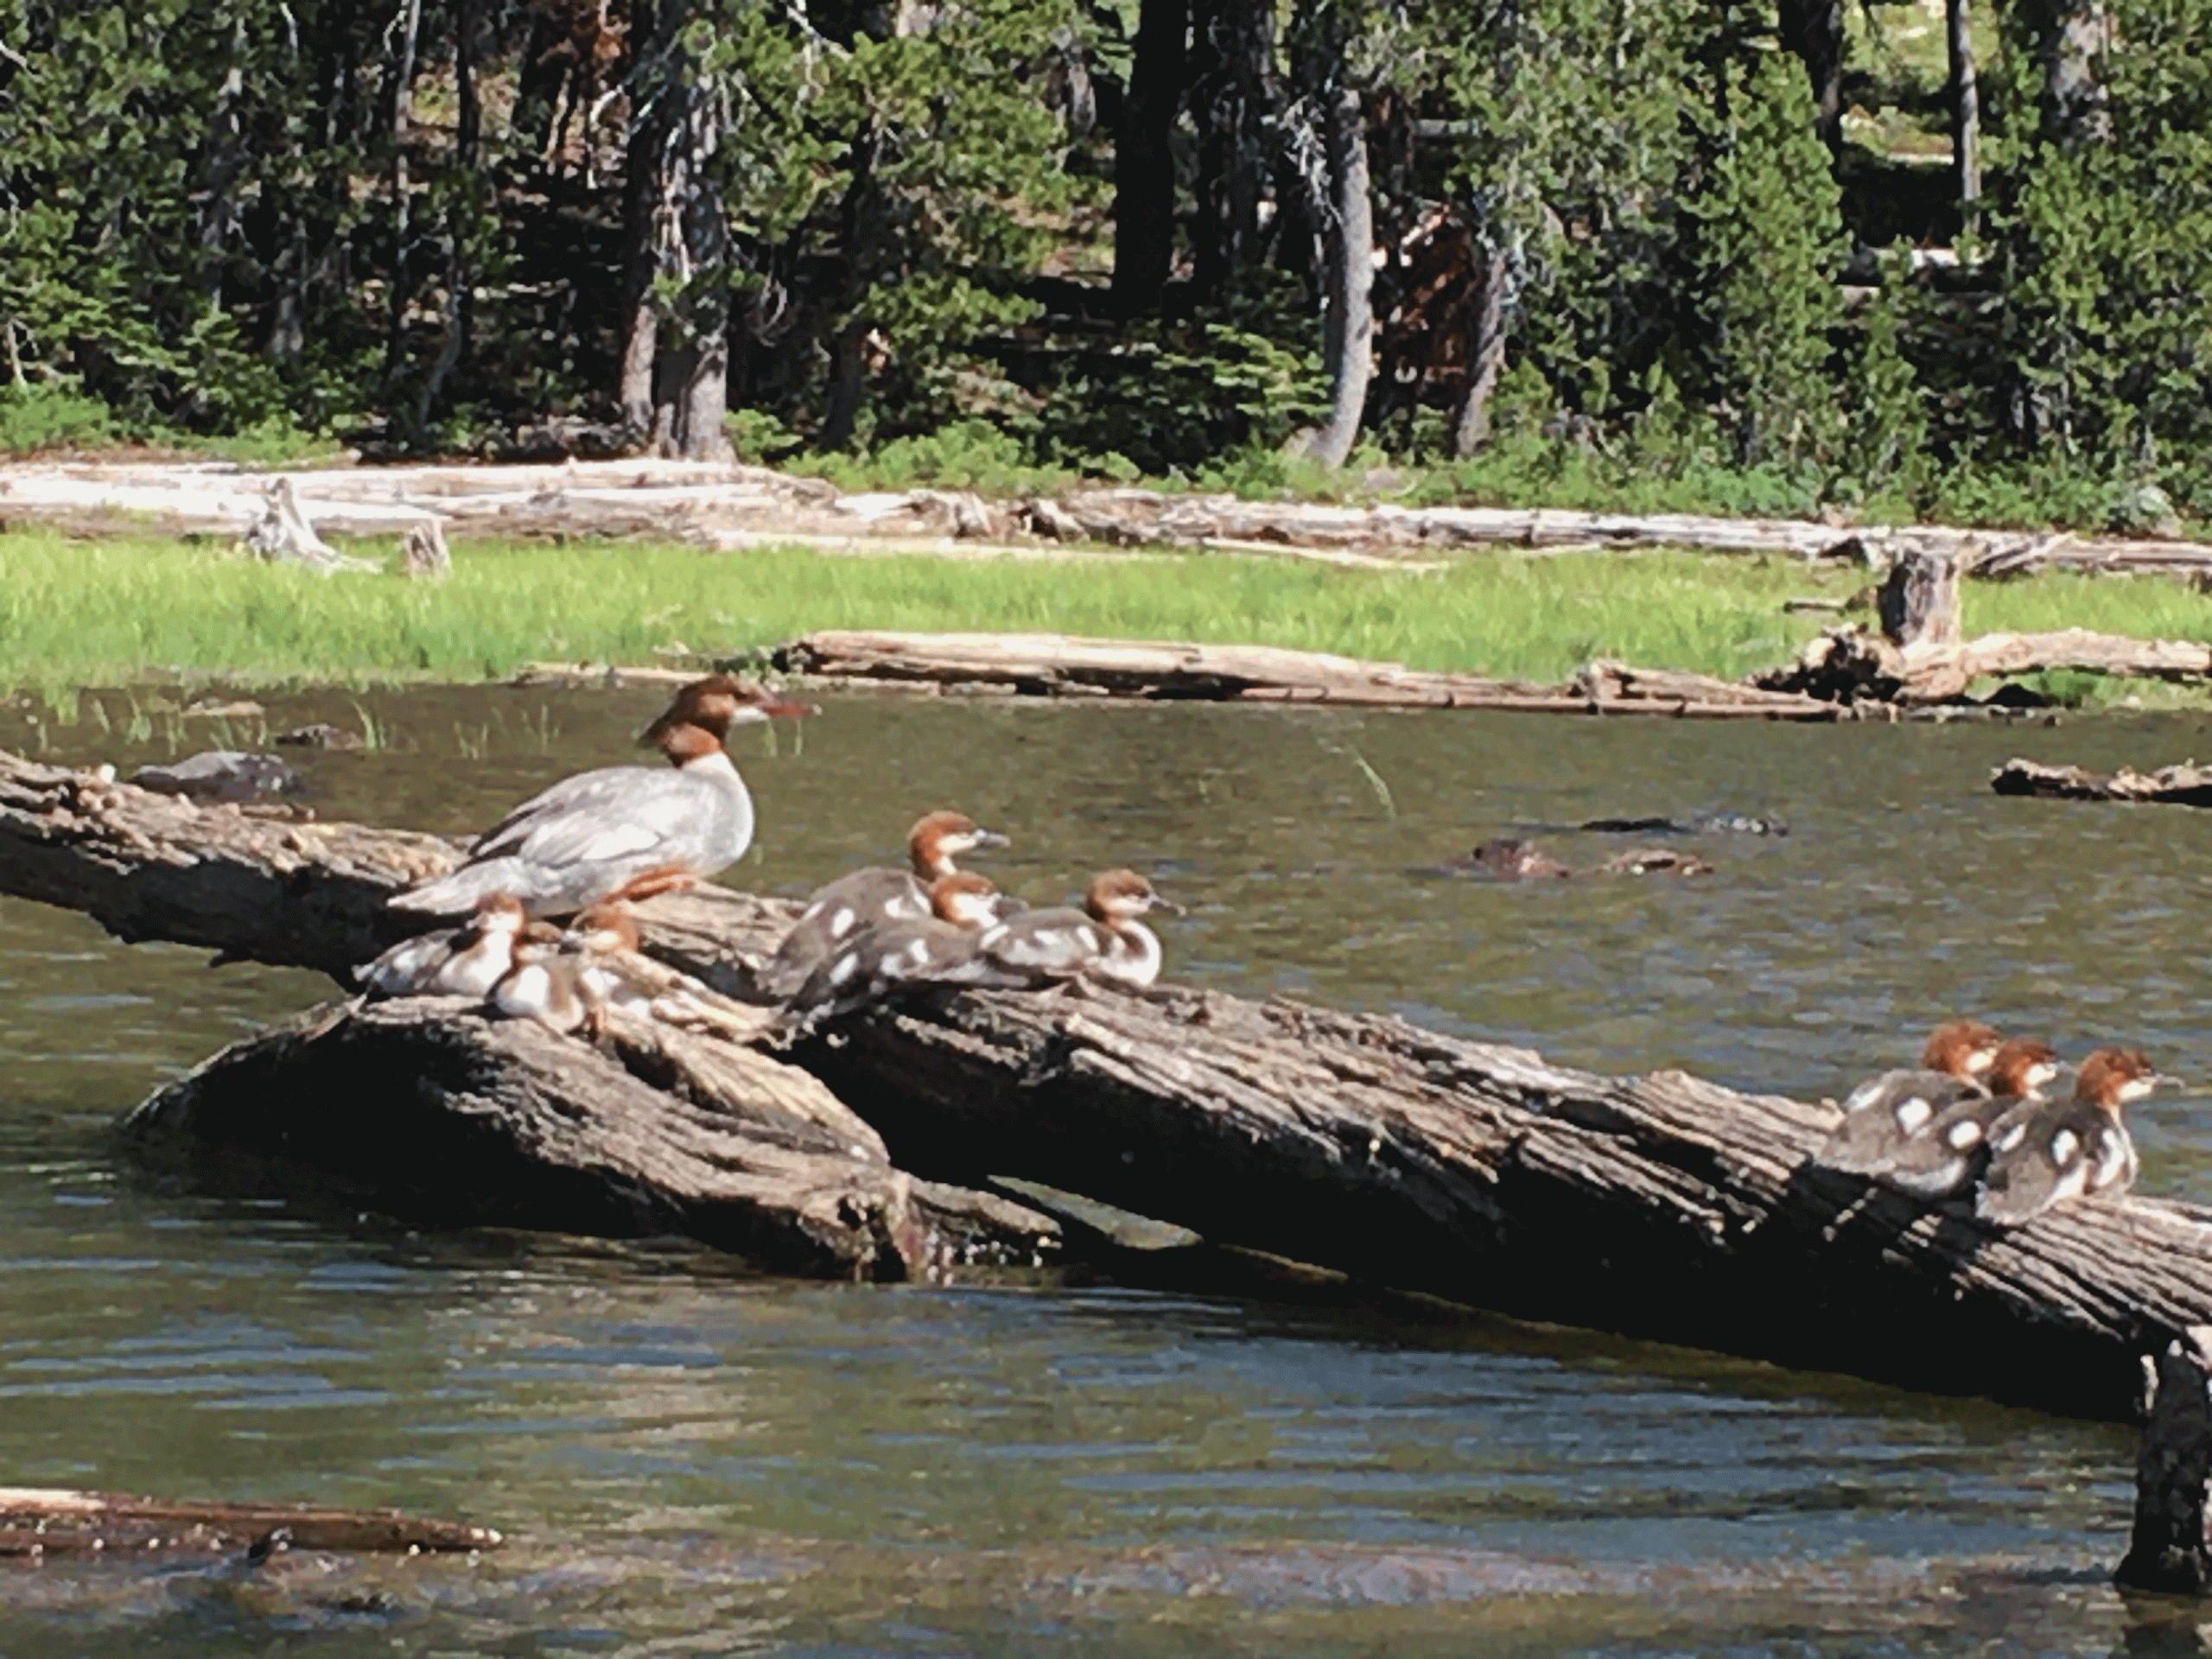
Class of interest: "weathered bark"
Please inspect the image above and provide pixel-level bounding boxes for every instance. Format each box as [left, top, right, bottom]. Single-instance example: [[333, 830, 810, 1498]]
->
[[0, 1487, 499, 1559], [10, 747, 2212, 1419], [124, 1000, 1057, 1281], [1299, 87, 1376, 472], [1112, 0, 1187, 315], [1948, 0, 1981, 230], [1878, 548, 1962, 647], [1992, 758, 2212, 807], [776, 629, 1845, 719], [2119, 1327, 2212, 1593], [1777, 0, 1845, 150]]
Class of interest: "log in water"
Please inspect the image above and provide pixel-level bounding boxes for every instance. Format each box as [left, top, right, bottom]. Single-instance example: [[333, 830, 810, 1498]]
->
[[4, 746, 2211, 1420]]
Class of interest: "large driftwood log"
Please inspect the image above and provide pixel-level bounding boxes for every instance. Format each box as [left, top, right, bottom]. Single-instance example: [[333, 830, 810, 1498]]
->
[[1758, 624, 2212, 705], [774, 630, 1847, 720], [1991, 758, 2212, 806], [124, 999, 1056, 1280], [0, 751, 1053, 1278], [6, 458, 2212, 581], [0, 1486, 499, 1559], [5, 748, 2212, 1418]]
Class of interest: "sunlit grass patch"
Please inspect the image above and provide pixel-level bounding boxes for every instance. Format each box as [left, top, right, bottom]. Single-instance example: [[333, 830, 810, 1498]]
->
[[2, 527, 2207, 695]]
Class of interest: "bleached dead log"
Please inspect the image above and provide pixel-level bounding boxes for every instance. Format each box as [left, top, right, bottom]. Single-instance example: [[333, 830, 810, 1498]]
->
[[4, 457, 2211, 580], [1991, 757, 2212, 806], [0, 1486, 499, 1559], [775, 630, 1847, 721], [4, 747, 2211, 1418], [1757, 624, 2212, 705]]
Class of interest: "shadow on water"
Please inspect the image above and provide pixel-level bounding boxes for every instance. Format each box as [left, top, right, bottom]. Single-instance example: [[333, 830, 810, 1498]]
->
[[0, 681, 2208, 1653]]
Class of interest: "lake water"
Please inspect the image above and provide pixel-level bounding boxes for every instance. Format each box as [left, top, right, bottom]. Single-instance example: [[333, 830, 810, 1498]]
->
[[3, 681, 2209, 1654]]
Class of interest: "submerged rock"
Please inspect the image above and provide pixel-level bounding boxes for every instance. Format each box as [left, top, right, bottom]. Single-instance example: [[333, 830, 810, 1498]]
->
[[132, 750, 305, 803]]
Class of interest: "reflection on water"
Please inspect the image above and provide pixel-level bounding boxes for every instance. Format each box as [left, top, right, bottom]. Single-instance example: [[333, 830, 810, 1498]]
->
[[2, 683, 2208, 1653]]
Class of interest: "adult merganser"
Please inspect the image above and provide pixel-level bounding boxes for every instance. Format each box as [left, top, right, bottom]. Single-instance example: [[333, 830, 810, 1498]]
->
[[780, 871, 1007, 1031], [1817, 1020, 2001, 1175], [1851, 1037, 2063, 1199], [967, 868, 1179, 990], [391, 676, 809, 919], [1976, 1047, 2160, 1225], [356, 893, 528, 998], [491, 924, 590, 1034], [758, 810, 1010, 996]]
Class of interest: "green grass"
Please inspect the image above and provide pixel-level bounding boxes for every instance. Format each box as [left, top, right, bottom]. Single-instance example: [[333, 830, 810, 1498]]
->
[[3, 527, 2210, 696]]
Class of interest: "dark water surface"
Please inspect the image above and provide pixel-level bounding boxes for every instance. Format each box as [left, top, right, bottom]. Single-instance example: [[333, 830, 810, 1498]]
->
[[4, 683, 2210, 1655]]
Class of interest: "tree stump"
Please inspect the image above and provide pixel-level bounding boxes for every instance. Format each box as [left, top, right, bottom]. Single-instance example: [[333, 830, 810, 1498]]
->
[[1878, 548, 1962, 648], [2119, 1327, 2212, 1593]]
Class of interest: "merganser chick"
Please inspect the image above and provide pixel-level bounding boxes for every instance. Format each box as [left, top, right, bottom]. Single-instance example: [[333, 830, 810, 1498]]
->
[[781, 871, 1007, 1031], [562, 900, 778, 1039], [1976, 1047, 2160, 1225], [356, 893, 527, 998], [758, 810, 1010, 996], [968, 868, 1180, 990], [391, 676, 810, 919], [491, 924, 590, 1034], [1817, 1020, 2002, 1176], [1856, 1038, 2063, 1199]]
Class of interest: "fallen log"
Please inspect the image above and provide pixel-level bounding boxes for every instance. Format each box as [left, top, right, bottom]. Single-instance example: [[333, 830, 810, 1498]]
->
[[773, 630, 1847, 720], [0, 1486, 498, 1558], [6, 457, 2211, 582], [124, 999, 1057, 1280], [5, 747, 2212, 1419], [1756, 623, 2212, 705], [1991, 758, 2212, 806], [0, 749, 1055, 1278]]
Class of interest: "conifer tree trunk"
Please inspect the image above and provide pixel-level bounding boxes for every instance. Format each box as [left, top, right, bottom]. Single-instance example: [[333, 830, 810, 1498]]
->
[[1947, 0, 1980, 230], [1112, 0, 1186, 315], [1189, 0, 1276, 302], [1776, 0, 1844, 149], [616, 0, 734, 461], [385, 0, 424, 383], [1301, 86, 1373, 470], [1451, 246, 1509, 459], [619, 0, 667, 437]]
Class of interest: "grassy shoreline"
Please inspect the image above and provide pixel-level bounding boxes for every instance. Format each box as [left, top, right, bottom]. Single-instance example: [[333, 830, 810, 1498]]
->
[[5, 527, 2212, 700]]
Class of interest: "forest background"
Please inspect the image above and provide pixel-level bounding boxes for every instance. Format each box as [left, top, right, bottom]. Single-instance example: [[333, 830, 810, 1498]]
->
[[0, 0, 2204, 536]]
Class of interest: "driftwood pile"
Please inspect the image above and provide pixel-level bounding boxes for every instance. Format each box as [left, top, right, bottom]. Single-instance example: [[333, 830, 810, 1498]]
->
[[0, 1487, 497, 1560], [7, 746, 2212, 1437]]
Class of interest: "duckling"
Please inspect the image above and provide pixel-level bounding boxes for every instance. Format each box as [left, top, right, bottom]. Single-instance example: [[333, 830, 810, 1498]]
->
[[1862, 1037, 2063, 1199], [1976, 1047, 2161, 1225], [760, 810, 1009, 996], [1816, 1020, 2002, 1176], [781, 871, 1007, 1033], [356, 893, 527, 999]]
